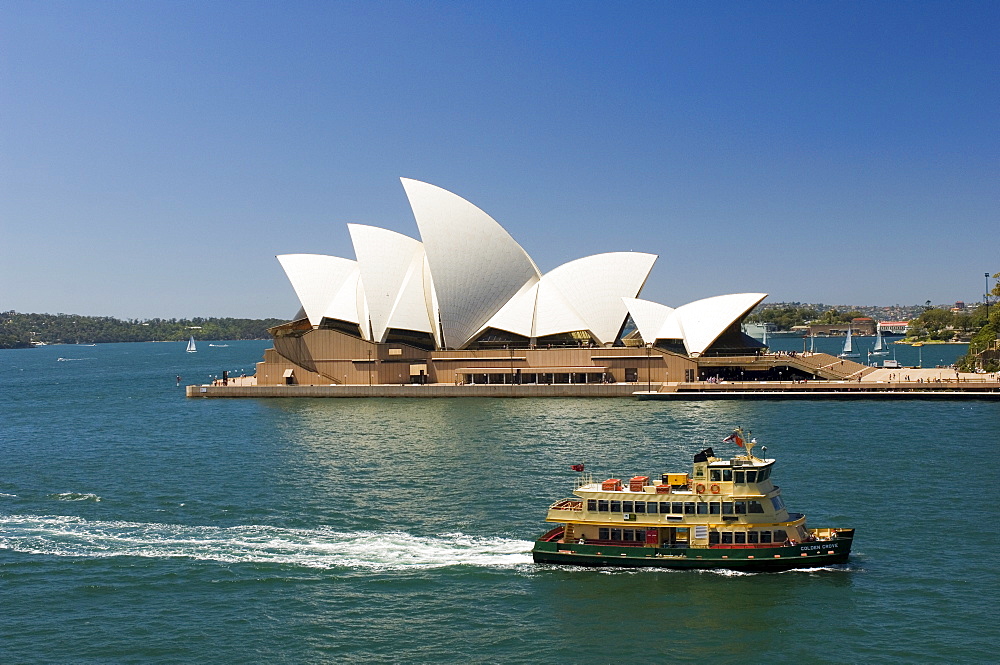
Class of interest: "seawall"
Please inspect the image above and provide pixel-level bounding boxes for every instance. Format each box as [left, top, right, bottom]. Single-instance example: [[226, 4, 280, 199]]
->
[[186, 383, 641, 398]]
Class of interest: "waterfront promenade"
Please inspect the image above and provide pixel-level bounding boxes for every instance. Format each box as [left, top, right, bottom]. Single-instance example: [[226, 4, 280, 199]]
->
[[186, 351, 997, 399], [187, 369, 998, 399], [636, 366, 998, 400]]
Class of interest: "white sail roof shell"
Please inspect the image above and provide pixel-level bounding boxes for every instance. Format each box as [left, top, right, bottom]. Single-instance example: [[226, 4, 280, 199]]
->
[[532, 279, 591, 338], [669, 293, 767, 356], [542, 252, 657, 344], [622, 298, 676, 344], [348, 224, 433, 341], [277, 254, 359, 327], [481, 278, 592, 340], [401, 178, 541, 349], [325, 266, 365, 330], [481, 278, 540, 338], [277, 180, 767, 356]]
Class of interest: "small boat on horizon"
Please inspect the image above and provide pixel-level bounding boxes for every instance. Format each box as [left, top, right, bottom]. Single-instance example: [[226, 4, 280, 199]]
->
[[208, 343, 229, 347], [531, 428, 855, 572], [186, 336, 197, 353]]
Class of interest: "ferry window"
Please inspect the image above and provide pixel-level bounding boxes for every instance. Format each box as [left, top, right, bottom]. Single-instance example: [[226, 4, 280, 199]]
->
[[587, 499, 597, 511], [684, 502, 696, 514], [710, 470, 721, 481], [759, 467, 771, 481], [697, 502, 708, 514], [760, 531, 772, 543], [734, 471, 745, 484], [709, 502, 721, 514], [598, 500, 609, 512], [634, 501, 645, 513], [623, 529, 635, 542], [611, 501, 622, 512], [695, 468, 704, 477], [599, 528, 610, 540], [622, 501, 634, 513], [611, 528, 622, 541], [722, 502, 734, 515], [734, 532, 746, 544], [771, 496, 785, 511], [723, 469, 733, 482], [774, 529, 787, 542], [647, 501, 658, 514], [748, 501, 764, 514], [709, 531, 720, 544], [735, 501, 747, 514], [748, 531, 759, 543], [745, 470, 757, 483], [671, 502, 683, 514], [721, 532, 733, 544]]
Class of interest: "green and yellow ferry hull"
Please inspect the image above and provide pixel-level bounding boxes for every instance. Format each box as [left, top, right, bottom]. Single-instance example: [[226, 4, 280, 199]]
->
[[532, 527, 855, 572]]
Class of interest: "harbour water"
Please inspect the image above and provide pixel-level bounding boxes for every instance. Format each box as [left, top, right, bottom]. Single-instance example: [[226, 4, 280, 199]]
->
[[1, 341, 996, 663]]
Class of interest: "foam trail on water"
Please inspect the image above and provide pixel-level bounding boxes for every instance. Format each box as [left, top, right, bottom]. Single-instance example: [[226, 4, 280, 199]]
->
[[49, 492, 102, 502], [0, 515, 533, 570]]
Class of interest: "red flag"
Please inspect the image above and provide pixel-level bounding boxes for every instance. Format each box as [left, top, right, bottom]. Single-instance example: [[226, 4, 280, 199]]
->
[[722, 432, 745, 448], [571, 464, 585, 472]]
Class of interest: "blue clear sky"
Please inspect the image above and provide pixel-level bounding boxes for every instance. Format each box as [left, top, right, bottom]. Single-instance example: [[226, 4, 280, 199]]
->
[[2, 1, 997, 319]]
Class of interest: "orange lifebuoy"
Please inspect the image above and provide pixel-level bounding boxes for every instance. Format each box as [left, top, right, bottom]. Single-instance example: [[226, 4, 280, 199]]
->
[[696, 484, 706, 494], [710, 484, 721, 494]]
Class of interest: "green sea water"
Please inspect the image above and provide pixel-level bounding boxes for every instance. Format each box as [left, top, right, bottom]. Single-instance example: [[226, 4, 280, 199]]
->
[[1, 341, 996, 664]]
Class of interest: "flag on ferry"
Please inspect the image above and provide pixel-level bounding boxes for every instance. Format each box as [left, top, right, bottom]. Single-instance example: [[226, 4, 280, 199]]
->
[[722, 430, 744, 448], [571, 464, 585, 472]]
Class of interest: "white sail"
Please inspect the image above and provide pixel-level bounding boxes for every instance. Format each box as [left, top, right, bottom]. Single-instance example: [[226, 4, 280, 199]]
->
[[838, 327, 859, 357], [186, 336, 197, 353], [871, 327, 887, 355]]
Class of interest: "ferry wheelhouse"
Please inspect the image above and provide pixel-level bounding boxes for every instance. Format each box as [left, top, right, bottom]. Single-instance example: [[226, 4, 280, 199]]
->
[[532, 429, 854, 572]]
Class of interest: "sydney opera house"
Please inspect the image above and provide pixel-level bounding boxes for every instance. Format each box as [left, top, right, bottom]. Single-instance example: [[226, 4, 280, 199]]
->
[[253, 178, 769, 388]]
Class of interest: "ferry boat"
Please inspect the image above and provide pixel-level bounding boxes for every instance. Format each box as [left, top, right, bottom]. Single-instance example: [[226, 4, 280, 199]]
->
[[531, 428, 854, 572]]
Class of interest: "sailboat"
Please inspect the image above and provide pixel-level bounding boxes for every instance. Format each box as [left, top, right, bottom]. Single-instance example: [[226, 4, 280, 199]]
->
[[186, 336, 197, 353], [870, 326, 888, 356], [838, 327, 860, 358]]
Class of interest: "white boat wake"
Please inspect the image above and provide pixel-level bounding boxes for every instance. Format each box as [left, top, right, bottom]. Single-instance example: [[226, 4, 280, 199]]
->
[[0, 515, 533, 570]]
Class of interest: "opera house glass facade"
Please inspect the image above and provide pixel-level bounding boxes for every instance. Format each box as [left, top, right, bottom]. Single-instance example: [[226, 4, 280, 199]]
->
[[256, 179, 765, 386]]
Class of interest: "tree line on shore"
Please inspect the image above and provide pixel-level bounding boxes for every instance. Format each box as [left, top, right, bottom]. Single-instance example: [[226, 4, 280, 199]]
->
[[747, 302, 989, 338], [0, 311, 286, 349], [958, 274, 1000, 372], [748, 302, 989, 342]]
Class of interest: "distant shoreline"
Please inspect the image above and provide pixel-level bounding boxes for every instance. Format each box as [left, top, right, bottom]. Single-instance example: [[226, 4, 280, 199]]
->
[[4, 338, 272, 349], [1, 311, 284, 349]]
